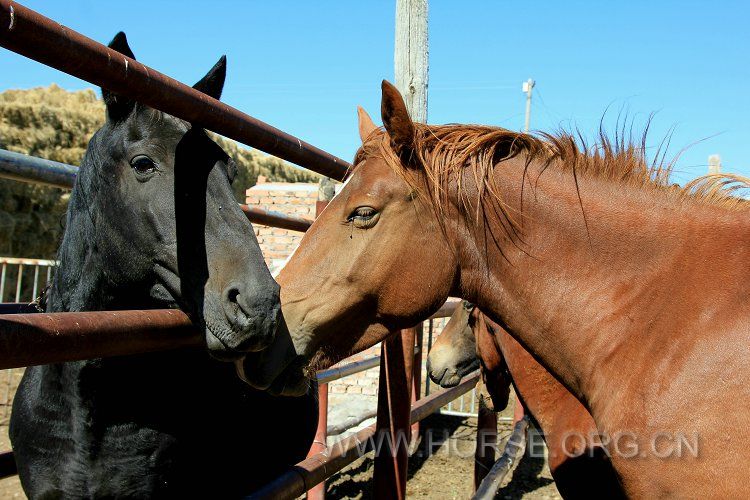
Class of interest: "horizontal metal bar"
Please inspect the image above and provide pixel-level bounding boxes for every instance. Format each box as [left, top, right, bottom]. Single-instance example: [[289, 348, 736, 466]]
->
[[0, 302, 39, 314], [240, 205, 311, 233], [438, 409, 513, 421], [439, 410, 479, 418], [0, 451, 16, 479], [317, 355, 380, 384], [0, 149, 77, 189], [410, 371, 479, 424], [247, 419, 377, 500], [428, 299, 460, 319], [316, 347, 420, 384], [0, 256, 56, 266], [248, 371, 479, 500], [0, 1, 351, 180], [0, 310, 201, 370]]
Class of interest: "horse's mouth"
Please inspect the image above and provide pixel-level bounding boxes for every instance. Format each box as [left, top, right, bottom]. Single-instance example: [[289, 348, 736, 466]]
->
[[235, 354, 310, 396], [267, 361, 311, 397], [430, 367, 462, 388], [205, 326, 248, 362]]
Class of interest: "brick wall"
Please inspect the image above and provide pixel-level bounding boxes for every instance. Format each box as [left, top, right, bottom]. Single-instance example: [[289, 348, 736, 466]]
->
[[246, 178, 317, 275]]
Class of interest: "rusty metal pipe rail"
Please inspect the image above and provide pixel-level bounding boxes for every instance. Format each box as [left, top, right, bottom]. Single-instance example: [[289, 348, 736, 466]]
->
[[0, 299, 457, 371], [247, 371, 480, 500], [240, 205, 311, 233], [428, 299, 459, 319], [0, 149, 313, 232], [315, 347, 422, 385], [316, 355, 381, 385], [0, 310, 202, 370], [0, 1, 350, 181]]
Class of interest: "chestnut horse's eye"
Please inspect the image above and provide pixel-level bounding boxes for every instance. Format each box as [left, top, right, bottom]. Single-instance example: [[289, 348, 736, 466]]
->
[[130, 155, 157, 176], [347, 206, 380, 229]]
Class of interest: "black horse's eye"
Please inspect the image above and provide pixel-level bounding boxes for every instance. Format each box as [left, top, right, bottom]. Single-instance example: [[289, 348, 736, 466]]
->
[[347, 206, 380, 229], [130, 155, 157, 176]]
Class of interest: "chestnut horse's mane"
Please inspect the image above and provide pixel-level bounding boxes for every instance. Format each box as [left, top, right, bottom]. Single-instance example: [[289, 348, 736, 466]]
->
[[356, 123, 750, 224]]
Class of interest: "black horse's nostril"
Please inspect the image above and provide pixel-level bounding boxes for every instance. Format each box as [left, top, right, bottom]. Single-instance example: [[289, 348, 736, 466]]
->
[[221, 282, 280, 353], [226, 287, 241, 305]]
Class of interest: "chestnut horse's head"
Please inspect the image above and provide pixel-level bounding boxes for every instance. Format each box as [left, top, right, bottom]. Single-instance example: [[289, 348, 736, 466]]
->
[[427, 301, 511, 411], [427, 301, 480, 387], [237, 82, 459, 395]]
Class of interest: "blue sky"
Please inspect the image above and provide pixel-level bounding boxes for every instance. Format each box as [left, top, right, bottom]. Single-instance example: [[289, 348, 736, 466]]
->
[[1, 1, 748, 183]]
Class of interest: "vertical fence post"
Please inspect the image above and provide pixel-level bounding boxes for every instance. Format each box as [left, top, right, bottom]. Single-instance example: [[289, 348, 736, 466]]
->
[[306, 178, 334, 500], [474, 390, 498, 490], [14, 264, 23, 303], [410, 322, 423, 452], [373, 328, 415, 500], [32, 265, 40, 300], [373, 1, 427, 494], [0, 262, 7, 302], [425, 319, 434, 396]]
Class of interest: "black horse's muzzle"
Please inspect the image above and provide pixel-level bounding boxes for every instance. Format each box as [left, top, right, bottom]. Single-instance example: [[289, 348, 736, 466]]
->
[[204, 281, 281, 360]]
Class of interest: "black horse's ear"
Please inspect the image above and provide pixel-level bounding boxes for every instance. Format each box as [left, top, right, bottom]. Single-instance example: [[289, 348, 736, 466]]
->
[[193, 56, 227, 101], [102, 32, 136, 122]]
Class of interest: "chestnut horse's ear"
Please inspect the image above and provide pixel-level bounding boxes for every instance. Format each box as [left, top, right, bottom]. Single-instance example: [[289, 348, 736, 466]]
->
[[381, 80, 415, 155], [102, 32, 136, 122], [193, 55, 227, 101], [357, 106, 377, 143]]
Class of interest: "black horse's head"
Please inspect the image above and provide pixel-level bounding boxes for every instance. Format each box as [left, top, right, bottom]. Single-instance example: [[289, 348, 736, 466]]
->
[[51, 32, 280, 360]]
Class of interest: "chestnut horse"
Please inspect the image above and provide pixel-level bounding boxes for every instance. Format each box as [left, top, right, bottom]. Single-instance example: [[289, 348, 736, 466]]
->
[[428, 301, 623, 498], [240, 81, 750, 497]]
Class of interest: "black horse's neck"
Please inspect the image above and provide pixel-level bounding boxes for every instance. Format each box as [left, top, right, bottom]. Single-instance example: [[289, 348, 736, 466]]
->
[[47, 157, 104, 313]]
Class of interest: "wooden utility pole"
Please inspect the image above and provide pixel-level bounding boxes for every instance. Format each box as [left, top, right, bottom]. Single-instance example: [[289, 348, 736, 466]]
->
[[372, 1, 428, 499], [393, 0, 429, 123]]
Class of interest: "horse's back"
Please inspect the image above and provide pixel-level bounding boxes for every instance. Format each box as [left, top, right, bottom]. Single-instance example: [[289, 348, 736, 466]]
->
[[11, 351, 317, 498]]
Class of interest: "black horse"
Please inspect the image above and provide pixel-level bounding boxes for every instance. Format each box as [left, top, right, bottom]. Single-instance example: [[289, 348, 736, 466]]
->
[[10, 33, 317, 498]]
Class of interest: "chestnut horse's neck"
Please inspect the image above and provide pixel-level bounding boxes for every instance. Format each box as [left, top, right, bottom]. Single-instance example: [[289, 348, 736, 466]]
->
[[453, 154, 750, 414]]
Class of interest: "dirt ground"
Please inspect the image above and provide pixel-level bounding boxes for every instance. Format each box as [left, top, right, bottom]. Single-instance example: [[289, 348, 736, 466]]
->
[[326, 413, 560, 500], [0, 370, 559, 499], [0, 368, 25, 499]]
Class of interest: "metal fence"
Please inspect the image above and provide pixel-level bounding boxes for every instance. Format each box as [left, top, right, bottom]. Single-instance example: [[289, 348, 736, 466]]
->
[[0, 256, 56, 421], [0, 256, 56, 304]]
